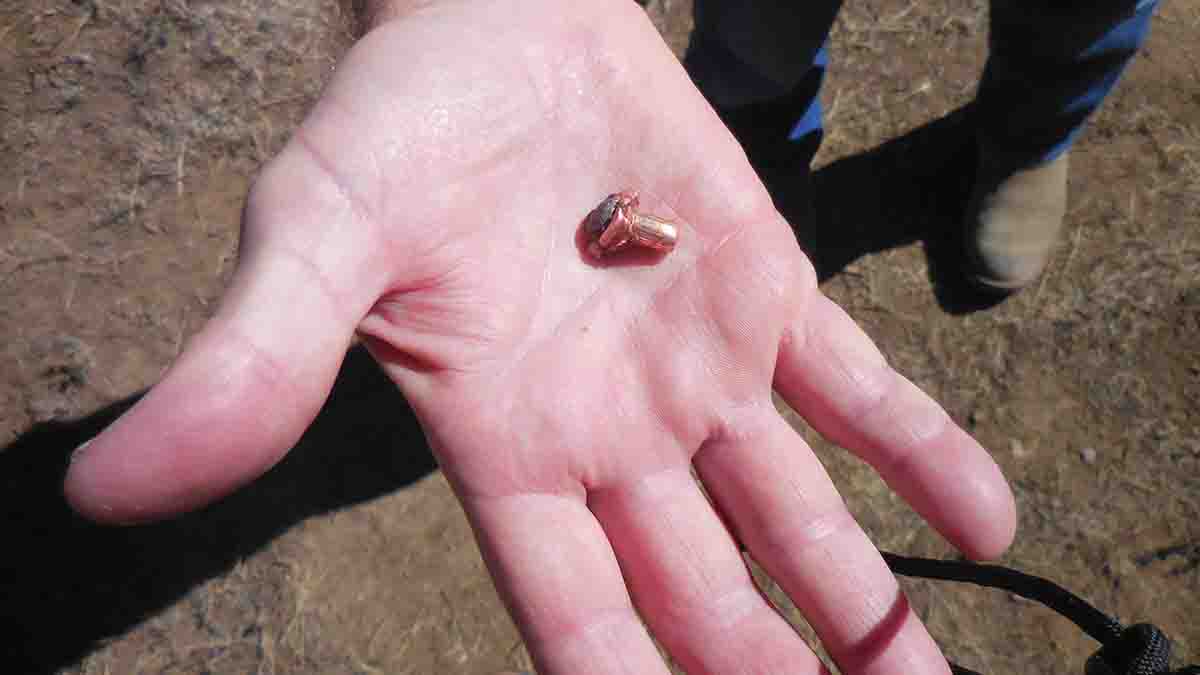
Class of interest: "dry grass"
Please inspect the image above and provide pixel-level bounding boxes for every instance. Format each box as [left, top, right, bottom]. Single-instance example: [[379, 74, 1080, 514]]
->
[[2, 0, 1197, 673]]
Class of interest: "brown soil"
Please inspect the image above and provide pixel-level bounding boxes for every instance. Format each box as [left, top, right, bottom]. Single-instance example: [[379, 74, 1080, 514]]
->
[[2, 0, 1197, 673]]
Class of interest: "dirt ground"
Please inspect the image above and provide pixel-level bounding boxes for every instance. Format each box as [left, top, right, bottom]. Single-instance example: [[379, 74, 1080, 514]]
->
[[2, 0, 1197, 673]]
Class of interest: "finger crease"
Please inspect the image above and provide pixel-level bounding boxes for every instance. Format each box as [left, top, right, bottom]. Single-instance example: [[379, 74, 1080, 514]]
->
[[761, 504, 857, 559], [294, 125, 380, 243], [880, 410, 952, 482], [839, 361, 897, 427], [226, 325, 307, 405], [274, 244, 362, 326]]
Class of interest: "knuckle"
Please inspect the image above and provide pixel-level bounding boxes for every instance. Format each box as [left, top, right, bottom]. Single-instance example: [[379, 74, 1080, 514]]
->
[[776, 250, 818, 320], [791, 250, 819, 297], [759, 218, 818, 315], [845, 365, 899, 432], [764, 501, 858, 558]]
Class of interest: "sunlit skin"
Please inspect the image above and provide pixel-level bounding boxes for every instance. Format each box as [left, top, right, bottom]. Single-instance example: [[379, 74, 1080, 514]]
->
[[63, 2, 1016, 673]]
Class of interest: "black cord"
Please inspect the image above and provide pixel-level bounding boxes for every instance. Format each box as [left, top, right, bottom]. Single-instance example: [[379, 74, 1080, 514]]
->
[[879, 550, 1195, 675], [881, 551, 1123, 643]]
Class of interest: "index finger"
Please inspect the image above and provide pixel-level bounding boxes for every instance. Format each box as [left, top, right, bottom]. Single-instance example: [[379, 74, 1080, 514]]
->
[[775, 293, 1017, 560]]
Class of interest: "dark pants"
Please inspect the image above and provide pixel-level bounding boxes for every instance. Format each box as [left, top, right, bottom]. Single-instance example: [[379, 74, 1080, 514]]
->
[[685, 0, 1160, 170]]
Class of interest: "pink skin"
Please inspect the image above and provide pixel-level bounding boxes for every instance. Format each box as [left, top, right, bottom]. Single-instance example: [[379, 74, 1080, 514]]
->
[[63, 2, 1016, 674]]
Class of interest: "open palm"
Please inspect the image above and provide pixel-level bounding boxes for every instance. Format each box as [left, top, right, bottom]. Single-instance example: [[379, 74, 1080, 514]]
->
[[66, 2, 1015, 673]]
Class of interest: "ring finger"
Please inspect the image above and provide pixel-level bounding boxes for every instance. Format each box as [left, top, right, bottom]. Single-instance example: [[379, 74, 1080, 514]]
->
[[694, 410, 952, 675], [589, 465, 827, 674]]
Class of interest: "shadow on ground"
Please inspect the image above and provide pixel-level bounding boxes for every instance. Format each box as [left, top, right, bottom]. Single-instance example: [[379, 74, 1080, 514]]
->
[[0, 346, 438, 674], [732, 102, 1012, 314]]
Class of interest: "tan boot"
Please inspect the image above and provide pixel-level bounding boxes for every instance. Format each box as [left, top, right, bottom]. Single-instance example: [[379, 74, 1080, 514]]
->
[[964, 151, 1070, 291]]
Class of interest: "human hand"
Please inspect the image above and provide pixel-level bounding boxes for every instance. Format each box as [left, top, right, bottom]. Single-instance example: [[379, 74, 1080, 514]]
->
[[65, 2, 1016, 673]]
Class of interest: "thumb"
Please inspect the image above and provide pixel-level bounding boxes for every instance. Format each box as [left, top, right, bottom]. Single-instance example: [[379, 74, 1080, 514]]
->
[[64, 161, 380, 524]]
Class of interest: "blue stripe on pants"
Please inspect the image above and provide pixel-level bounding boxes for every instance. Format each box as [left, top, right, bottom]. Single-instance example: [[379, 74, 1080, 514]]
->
[[684, 0, 1160, 168], [976, 0, 1161, 168]]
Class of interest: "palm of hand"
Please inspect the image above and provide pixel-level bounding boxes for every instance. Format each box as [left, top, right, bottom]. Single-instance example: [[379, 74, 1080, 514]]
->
[[66, 3, 1015, 674]]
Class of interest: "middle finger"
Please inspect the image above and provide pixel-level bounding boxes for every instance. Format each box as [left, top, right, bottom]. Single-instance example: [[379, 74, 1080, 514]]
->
[[589, 465, 826, 674]]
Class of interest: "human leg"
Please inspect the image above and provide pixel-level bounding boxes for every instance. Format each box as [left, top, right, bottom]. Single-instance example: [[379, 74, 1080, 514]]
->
[[684, 0, 843, 257], [978, 0, 1160, 166], [967, 0, 1160, 289], [685, 0, 842, 154]]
